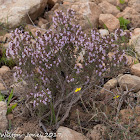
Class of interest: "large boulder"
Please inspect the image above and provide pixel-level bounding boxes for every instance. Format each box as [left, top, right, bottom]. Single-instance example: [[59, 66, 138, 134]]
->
[[0, 0, 48, 28]]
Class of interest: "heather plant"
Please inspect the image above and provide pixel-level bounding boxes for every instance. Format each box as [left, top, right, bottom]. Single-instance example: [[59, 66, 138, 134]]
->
[[6, 9, 130, 111]]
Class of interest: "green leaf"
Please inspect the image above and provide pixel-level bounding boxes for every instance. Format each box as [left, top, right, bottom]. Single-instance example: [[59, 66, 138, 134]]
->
[[7, 103, 17, 114], [0, 95, 4, 101], [7, 89, 14, 106], [103, 24, 108, 30], [119, 0, 125, 4], [0, 92, 4, 101], [134, 59, 139, 64], [116, 6, 121, 11], [118, 17, 130, 30]]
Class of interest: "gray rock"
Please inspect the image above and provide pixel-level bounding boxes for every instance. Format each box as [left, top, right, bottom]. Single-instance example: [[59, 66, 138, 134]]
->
[[99, 29, 109, 36], [0, 0, 48, 28]]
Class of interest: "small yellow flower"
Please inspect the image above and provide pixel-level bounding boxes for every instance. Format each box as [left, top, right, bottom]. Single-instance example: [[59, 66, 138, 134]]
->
[[75, 87, 81, 93], [113, 95, 120, 99]]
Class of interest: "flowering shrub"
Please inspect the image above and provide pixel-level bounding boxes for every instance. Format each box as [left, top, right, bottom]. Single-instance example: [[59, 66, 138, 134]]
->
[[6, 9, 130, 107]]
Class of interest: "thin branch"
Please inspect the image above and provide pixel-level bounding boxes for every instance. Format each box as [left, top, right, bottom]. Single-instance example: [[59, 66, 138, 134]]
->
[[27, 12, 36, 26]]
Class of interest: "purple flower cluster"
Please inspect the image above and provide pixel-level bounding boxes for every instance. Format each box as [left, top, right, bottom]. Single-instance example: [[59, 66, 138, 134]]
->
[[30, 88, 51, 107], [82, 28, 128, 82], [6, 9, 130, 107]]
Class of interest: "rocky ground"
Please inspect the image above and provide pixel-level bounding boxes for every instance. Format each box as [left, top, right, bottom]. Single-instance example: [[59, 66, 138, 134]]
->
[[0, 0, 140, 140]]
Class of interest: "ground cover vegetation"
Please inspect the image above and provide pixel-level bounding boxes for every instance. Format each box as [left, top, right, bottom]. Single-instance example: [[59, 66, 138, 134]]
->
[[2, 9, 139, 139]]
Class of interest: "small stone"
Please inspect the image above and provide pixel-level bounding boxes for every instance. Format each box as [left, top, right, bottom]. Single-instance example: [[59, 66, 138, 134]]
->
[[0, 66, 10, 75], [99, 29, 109, 36], [100, 78, 118, 94], [25, 24, 46, 38], [87, 124, 107, 140], [99, 14, 120, 32], [0, 101, 8, 131], [118, 74, 140, 92], [0, 83, 6, 90], [131, 63, 140, 77], [56, 126, 89, 140], [38, 17, 48, 28]]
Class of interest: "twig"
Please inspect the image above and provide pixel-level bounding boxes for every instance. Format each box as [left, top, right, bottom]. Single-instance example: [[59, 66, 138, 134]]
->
[[80, 95, 89, 113], [55, 83, 93, 129], [94, 84, 115, 95], [76, 109, 83, 134], [40, 84, 81, 120], [56, 103, 62, 123], [25, 97, 34, 117], [115, 88, 133, 119], [27, 12, 36, 26]]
